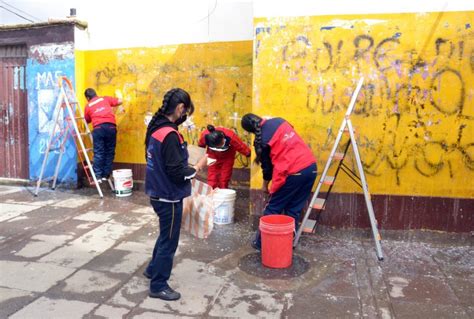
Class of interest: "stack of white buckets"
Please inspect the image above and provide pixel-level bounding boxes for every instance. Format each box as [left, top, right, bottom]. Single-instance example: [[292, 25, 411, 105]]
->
[[111, 169, 237, 225]]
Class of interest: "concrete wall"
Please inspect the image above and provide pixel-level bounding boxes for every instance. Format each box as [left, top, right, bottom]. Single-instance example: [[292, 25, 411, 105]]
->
[[76, 42, 253, 180], [251, 6, 474, 232], [72, 1, 255, 183]]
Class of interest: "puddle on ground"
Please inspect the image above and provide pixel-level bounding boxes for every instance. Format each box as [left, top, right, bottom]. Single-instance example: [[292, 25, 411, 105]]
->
[[238, 252, 310, 279]]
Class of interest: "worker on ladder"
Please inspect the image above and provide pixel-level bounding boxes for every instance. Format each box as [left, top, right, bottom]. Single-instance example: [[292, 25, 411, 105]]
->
[[241, 113, 317, 251], [84, 88, 123, 183]]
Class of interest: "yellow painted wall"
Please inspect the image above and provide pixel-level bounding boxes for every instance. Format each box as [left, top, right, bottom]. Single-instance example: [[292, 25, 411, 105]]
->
[[76, 41, 253, 167], [253, 11, 474, 198]]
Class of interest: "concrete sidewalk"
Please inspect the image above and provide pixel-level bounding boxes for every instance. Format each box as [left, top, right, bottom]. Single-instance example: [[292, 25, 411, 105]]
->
[[0, 185, 472, 318]]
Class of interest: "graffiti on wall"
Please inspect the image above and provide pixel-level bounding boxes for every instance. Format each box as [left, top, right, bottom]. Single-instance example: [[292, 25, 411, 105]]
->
[[253, 12, 474, 198], [27, 42, 77, 183], [79, 42, 253, 167]]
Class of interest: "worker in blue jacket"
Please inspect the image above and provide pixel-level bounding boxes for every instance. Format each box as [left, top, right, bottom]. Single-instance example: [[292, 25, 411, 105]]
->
[[143, 88, 197, 301]]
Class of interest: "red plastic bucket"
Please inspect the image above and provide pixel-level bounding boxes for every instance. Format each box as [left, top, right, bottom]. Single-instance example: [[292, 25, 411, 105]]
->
[[259, 214, 295, 268]]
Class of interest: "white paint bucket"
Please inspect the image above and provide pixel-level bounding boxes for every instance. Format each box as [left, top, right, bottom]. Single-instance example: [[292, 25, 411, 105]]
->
[[213, 188, 236, 225], [113, 169, 133, 197]]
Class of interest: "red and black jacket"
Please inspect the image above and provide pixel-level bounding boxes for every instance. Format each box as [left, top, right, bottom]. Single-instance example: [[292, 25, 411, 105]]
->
[[260, 118, 316, 194], [84, 96, 120, 128], [198, 126, 250, 161]]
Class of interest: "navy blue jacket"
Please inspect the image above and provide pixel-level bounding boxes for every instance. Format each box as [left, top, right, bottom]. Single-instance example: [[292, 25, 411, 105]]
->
[[145, 118, 195, 201]]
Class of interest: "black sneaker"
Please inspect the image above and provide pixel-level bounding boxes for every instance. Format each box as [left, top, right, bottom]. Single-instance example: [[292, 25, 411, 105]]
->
[[143, 269, 152, 279], [251, 240, 261, 251], [149, 288, 181, 301]]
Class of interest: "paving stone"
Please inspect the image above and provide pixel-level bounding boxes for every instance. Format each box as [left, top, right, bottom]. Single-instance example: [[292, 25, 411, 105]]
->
[[0, 287, 36, 319], [0, 186, 23, 196], [139, 259, 226, 316], [1, 188, 472, 319], [107, 276, 149, 308], [52, 197, 93, 208], [131, 311, 195, 318], [285, 293, 362, 318], [446, 277, 474, 306], [0, 261, 75, 292], [0, 287, 33, 303], [9, 296, 97, 319], [0, 203, 40, 222], [73, 210, 117, 222], [114, 240, 154, 255], [391, 300, 470, 319], [209, 283, 286, 318], [386, 275, 460, 305], [15, 234, 73, 258], [93, 304, 130, 318], [39, 222, 140, 268], [62, 269, 122, 294], [310, 259, 359, 298], [86, 250, 149, 275]]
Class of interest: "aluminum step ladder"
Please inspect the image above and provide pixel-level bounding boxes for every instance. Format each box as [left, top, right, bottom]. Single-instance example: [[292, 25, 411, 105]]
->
[[34, 76, 106, 197], [293, 77, 384, 261]]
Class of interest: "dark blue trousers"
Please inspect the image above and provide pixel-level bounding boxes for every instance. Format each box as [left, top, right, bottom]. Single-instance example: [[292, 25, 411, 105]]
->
[[92, 123, 116, 179], [147, 199, 183, 293], [255, 163, 317, 248]]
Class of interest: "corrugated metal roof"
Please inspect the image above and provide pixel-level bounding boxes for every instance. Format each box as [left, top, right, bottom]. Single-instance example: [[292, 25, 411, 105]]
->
[[0, 45, 28, 58]]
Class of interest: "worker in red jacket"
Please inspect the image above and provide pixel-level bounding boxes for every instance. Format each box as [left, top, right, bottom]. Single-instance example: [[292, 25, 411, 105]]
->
[[84, 88, 122, 182], [241, 113, 317, 251], [197, 125, 250, 189]]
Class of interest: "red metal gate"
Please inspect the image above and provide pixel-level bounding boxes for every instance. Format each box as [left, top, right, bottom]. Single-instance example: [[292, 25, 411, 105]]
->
[[0, 45, 28, 179]]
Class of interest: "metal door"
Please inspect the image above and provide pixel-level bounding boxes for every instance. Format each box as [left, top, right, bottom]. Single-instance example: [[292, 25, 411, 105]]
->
[[0, 45, 28, 179]]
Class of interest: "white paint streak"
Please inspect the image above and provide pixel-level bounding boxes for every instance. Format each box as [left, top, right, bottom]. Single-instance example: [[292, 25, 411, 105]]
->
[[388, 276, 409, 298], [325, 19, 387, 29], [52, 197, 92, 208], [73, 210, 117, 222], [29, 42, 74, 62]]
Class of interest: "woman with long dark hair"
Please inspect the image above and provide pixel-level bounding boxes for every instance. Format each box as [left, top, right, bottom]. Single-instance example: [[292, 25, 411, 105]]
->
[[241, 113, 317, 250], [197, 125, 250, 189], [143, 88, 196, 301]]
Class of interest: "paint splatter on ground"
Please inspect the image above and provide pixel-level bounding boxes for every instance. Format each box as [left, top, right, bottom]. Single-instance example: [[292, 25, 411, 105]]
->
[[0, 185, 472, 318]]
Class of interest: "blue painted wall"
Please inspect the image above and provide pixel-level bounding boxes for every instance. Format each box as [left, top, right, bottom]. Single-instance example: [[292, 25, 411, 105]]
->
[[26, 56, 77, 185]]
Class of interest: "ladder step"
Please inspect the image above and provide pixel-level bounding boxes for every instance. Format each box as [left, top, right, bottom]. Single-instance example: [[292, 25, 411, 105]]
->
[[303, 219, 317, 233], [82, 148, 93, 153], [80, 132, 90, 136], [344, 127, 356, 134], [323, 176, 335, 185], [333, 152, 345, 160], [75, 116, 85, 120], [312, 198, 326, 210]]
